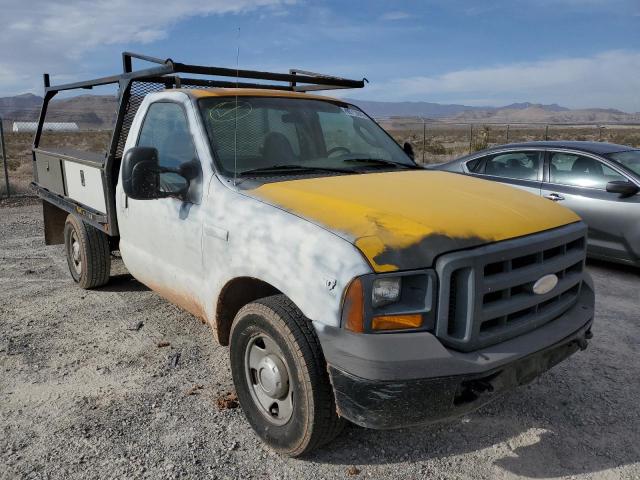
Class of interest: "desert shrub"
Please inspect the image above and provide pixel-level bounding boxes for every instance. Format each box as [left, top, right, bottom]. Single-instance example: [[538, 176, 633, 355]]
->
[[472, 126, 491, 151], [423, 139, 448, 155], [7, 159, 21, 171], [0, 177, 32, 197], [606, 131, 640, 147]]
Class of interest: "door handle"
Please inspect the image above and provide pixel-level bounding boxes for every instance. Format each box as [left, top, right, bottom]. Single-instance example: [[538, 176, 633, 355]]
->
[[544, 193, 565, 202]]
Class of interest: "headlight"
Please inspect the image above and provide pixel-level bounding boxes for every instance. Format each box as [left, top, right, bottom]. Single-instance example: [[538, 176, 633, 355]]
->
[[371, 277, 401, 308], [342, 270, 437, 333]]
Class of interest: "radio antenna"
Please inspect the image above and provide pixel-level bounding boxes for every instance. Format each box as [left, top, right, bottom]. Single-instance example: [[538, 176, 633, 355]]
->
[[233, 27, 240, 187]]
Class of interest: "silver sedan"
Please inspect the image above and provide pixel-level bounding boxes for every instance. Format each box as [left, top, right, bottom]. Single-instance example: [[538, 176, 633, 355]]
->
[[435, 141, 640, 267]]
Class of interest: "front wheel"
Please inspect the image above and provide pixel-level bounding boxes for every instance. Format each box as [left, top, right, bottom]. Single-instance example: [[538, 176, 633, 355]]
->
[[229, 295, 344, 457], [64, 214, 110, 289]]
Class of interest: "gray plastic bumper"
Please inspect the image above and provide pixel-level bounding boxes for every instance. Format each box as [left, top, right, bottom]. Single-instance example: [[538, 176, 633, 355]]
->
[[315, 280, 594, 429]]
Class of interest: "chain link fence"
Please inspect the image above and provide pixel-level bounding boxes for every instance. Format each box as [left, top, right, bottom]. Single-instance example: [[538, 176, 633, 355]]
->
[[3, 111, 640, 198], [377, 119, 640, 165], [1, 87, 118, 198], [1, 117, 10, 197]]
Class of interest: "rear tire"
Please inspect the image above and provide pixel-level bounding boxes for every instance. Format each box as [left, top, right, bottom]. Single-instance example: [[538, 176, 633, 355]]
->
[[229, 295, 344, 457], [64, 214, 110, 289]]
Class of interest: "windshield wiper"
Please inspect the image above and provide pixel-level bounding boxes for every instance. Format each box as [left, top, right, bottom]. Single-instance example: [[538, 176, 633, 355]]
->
[[343, 158, 422, 169], [239, 164, 355, 176]]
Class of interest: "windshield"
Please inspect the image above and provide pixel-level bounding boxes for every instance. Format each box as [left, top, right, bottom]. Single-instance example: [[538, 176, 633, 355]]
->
[[607, 150, 640, 177], [199, 96, 415, 177]]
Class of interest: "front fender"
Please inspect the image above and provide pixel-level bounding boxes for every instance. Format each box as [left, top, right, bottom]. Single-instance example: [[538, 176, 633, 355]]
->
[[201, 186, 371, 328]]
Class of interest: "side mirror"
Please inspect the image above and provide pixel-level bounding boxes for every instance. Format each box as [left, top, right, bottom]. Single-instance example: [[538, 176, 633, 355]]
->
[[122, 147, 189, 200], [606, 180, 639, 197], [122, 147, 161, 200], [403, 142, 415, 160]]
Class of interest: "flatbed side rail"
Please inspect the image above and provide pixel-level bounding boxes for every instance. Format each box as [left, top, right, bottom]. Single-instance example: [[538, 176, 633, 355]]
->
[[32, 183, 110, 233]]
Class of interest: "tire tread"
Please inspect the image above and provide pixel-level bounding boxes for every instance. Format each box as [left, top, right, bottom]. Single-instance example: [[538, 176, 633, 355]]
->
[[65, 214, 110, 289]]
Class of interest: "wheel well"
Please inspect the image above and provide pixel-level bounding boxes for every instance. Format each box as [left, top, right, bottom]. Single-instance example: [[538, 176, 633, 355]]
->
[[215, 277, 281, 346]]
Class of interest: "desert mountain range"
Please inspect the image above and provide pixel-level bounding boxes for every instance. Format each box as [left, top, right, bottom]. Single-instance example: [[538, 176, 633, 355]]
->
[[345, 99, 640, 124], [0, 93, 117, 128], [1, 93, 639, 127]]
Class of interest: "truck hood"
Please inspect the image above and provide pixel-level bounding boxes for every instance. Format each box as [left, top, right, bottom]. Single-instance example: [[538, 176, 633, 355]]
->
[[248, 170, 580, 272]]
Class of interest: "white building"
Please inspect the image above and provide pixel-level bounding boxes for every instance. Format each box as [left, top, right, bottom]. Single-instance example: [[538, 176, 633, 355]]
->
[[12, 122, 79, 132]]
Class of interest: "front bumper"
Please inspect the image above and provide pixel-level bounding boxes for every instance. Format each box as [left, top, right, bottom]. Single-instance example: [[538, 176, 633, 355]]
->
[[316, 280, 594, 429]]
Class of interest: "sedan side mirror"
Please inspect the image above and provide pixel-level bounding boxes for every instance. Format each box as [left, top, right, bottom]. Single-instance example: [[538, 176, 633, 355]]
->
[[403, 142, 415, 160], [606, 180, 639, 197], [122, 147, 189, 200]]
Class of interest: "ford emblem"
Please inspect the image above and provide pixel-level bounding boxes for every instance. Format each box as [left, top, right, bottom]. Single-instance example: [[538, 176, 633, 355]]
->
[[532, 274, 558, 295]]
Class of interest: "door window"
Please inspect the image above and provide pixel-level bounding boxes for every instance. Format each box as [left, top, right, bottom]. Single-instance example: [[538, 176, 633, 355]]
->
[[466, 158, 482, 172], [481, 151, 541, 180], [549, 152, 625, 189], [137, 102, 197, 169]]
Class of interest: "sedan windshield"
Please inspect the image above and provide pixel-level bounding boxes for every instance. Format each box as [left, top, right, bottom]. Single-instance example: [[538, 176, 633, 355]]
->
[[607, 150, 640, 177], [199, 96, 416, 177]]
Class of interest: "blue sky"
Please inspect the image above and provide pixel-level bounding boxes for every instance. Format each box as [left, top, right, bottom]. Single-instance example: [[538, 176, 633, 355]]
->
[[1, 0, 639, 111]]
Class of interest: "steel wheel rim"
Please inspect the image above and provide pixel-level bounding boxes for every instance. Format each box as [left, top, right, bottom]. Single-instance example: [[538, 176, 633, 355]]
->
[[70, 231, 82, 275], [244, 333, 294, 425]]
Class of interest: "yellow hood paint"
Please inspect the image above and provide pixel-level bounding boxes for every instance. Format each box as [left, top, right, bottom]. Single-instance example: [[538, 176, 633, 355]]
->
[[250, 170, 580, 272]]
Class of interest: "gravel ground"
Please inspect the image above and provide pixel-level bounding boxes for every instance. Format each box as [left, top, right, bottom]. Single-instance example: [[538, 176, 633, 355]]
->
[[1, 199, 639, 480]]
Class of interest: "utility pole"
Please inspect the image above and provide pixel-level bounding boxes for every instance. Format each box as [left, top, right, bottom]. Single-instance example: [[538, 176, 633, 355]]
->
[[0, 116, 9, 198], [422, 120, 426, 163]]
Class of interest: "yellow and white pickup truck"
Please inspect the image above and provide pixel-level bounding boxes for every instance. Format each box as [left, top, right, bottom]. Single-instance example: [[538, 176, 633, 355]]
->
[[32, 53, 594, 457]]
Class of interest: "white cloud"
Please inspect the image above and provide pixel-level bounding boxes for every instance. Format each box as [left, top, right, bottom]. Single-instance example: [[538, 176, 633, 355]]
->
[[364, 51, 640, 112], [379, 11, 411, 21], [0, 0, 295, 96]]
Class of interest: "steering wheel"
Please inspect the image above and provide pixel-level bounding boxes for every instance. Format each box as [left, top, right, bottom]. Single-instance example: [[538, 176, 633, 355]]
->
[[327, 146, 351, 157]]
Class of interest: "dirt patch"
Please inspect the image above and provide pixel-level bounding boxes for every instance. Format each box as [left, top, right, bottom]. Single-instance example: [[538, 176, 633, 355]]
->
[[0, 194, 38, 208], [346, 465, 361, 475], [185, 384, 204, 396], [216, 391, 240, 411]]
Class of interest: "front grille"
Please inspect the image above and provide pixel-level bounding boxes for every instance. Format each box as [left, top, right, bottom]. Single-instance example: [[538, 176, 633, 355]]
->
[[435, 222, 587, 352]]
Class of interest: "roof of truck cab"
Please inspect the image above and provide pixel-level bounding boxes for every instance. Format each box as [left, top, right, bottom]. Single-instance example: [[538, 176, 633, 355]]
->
[[180, 88, 343, 103]]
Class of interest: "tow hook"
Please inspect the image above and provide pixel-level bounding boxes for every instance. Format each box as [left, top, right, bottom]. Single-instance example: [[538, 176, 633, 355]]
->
[[454, 374, 499, 405], [468, 379, 494, 394]]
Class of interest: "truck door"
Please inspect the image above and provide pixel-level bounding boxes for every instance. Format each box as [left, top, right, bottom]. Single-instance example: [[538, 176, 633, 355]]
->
[[116, 100, 210, 319]]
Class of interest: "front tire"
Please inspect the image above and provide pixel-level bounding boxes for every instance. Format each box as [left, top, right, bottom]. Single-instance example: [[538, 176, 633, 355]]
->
[[64, 214, 110, 289], [229, 295, 344, 457]]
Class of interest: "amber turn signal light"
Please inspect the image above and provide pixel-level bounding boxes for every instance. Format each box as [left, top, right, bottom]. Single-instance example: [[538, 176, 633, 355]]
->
[[372, 314, 423, 331], [342, 278, 365, 333]]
